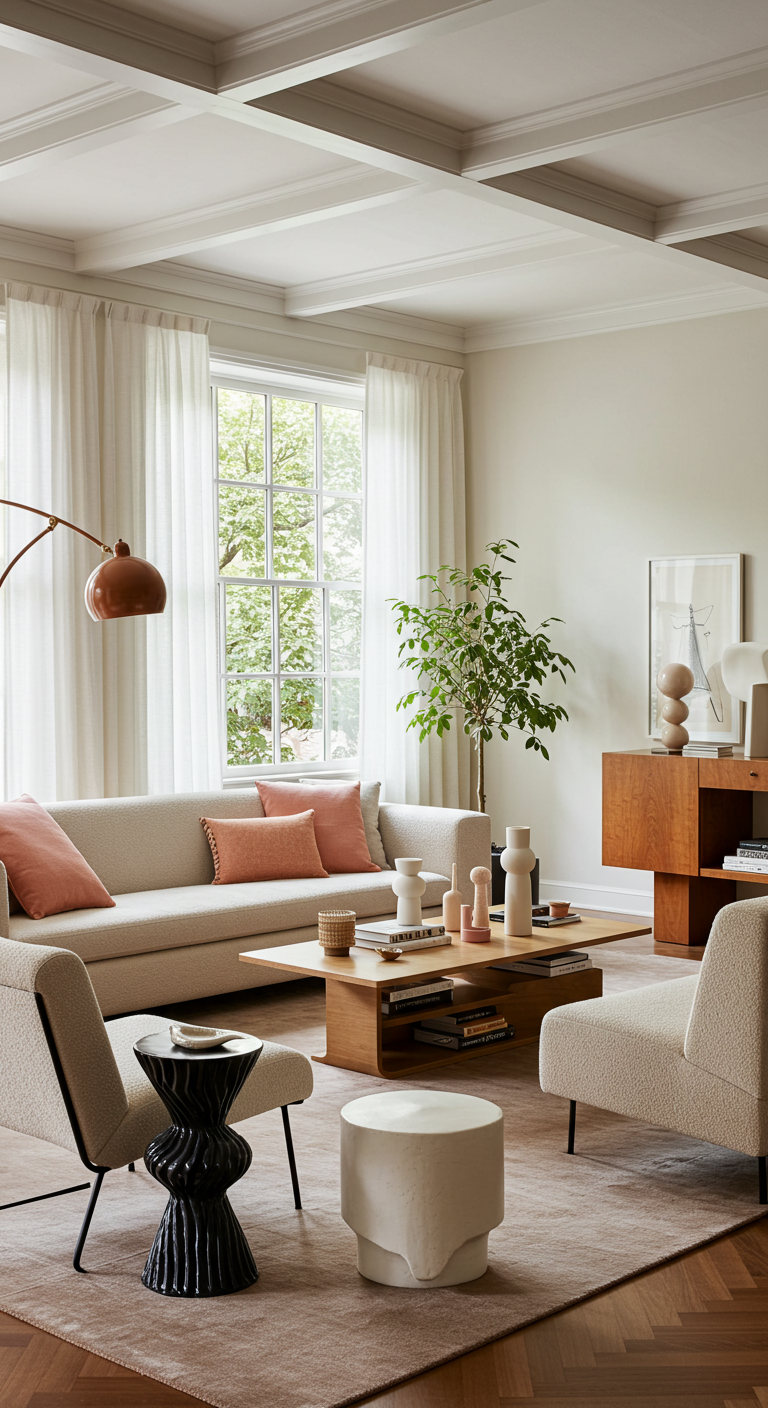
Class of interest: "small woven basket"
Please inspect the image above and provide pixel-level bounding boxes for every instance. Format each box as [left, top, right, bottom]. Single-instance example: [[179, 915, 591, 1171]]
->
[[318, 909, 356, 956]]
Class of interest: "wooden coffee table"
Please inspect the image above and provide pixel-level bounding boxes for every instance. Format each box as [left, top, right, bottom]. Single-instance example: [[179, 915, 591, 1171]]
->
[[240, 915, 651, 1079]]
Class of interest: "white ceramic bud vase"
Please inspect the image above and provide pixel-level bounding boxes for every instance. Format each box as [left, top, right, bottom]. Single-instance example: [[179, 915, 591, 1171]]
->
[[392, 858, 426, 927], [500, 826, 535, 937]]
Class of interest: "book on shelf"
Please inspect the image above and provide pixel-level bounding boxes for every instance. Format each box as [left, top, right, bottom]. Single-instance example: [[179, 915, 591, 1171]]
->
[[491, 949, 588, 972], [413, 1024, 515, 1051], [355, 920, 445, 941], [419, 1004, 498, 1028], [382, 978, 454, 1002], [723, 856, 768, 873], [502, 958, 593, 978], [421, 1014, 508, 1037], [354, 934, 453, 951], [381, 991, 453, 1016], [682, 742, 733, 757], [531, 913, 582, 927]]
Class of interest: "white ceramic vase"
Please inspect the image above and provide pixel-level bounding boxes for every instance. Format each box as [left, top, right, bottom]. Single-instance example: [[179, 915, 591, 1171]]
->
[[392, 858, 426, 926], [500, 826, 535, 937]]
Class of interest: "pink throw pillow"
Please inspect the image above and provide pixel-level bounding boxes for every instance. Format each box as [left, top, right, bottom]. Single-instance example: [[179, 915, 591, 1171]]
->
[[0, 795, 115, 920], [255, 781, 380, 874], [201, 811, 329, 884]]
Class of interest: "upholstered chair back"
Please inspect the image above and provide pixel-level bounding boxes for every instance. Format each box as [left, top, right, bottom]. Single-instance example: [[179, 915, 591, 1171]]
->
[[0, 932, 128, 1164], [684, 896, 768, 1100]]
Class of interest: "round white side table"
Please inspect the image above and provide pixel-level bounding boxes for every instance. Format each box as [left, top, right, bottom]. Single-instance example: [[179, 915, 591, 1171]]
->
[[340, 1089, 504, 1288]]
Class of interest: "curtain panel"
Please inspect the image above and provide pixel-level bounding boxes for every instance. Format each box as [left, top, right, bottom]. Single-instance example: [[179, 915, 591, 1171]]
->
[[1, 283, 220, 802], [360, 352, 469, 808]]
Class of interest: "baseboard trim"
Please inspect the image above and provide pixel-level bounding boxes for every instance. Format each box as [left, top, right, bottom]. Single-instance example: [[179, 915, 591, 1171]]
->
[[540, 878, 653, 918]]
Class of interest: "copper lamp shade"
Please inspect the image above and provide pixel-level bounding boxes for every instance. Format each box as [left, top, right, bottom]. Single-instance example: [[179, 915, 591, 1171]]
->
[[85, 541, 167, 621]]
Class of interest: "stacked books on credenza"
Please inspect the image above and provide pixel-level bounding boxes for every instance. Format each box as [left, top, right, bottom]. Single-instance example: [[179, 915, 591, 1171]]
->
[[682, 742, 733, 758], [354, 920, 451, 952], [381, 977, 454, 1016], [414, 1005, 515, 1051], [723, 839, 768, 874], [490, 950, 593, 978]]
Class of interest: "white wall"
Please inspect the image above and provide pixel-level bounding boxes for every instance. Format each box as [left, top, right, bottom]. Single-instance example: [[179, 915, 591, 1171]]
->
[[466, 308, 768, 915]]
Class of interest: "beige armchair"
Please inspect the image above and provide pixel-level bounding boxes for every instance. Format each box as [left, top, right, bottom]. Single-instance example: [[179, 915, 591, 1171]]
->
[[0, 936, 313, 1270], [539, 897, 768, 1203]]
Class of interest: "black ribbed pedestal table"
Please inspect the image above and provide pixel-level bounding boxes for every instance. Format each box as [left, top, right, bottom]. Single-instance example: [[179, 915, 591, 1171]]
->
[[134, 1031, 262, 1297]]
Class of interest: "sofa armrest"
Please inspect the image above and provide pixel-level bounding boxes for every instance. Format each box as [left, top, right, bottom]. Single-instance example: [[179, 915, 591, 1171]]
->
[[0, 860, 9, 940], [377, 804, 491, 910]]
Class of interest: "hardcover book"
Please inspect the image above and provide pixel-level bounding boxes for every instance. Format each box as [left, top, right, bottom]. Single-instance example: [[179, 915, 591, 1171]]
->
[[413, 1025, 515, 1051], [355, 920, 446, 940]]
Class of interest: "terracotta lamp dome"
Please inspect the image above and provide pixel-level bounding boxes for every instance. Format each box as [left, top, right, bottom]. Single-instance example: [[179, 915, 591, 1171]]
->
[[85, 541, 167, 621]]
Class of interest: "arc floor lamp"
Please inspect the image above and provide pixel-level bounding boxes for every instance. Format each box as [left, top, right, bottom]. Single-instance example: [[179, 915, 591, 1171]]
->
[[0, 498, 166, 617]]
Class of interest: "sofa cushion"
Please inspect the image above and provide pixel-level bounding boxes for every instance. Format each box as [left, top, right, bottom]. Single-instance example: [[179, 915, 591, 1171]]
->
[[8, 871, 449, 964], [201, 812, 328, 883], [0, 795, 115, 919], [257, 780, 379, 874]]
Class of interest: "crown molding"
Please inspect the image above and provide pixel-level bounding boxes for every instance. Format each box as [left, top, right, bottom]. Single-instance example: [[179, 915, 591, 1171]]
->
[[656, 182, 768, 243], [465, 283, 768, 351]]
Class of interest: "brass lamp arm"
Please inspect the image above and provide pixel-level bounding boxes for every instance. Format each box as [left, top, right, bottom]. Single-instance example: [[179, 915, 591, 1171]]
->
[[0, 497, 113, 592]]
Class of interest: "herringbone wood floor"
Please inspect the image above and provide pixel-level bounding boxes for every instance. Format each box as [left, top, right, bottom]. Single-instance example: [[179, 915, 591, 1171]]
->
[[5, 927, 766, 1408]]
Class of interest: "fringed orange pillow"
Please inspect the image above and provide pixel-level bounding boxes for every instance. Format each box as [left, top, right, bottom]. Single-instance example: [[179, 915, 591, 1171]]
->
[[200, 810, 329, 884]]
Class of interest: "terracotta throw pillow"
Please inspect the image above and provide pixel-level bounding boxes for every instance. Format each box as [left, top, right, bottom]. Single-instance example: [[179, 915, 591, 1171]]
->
[[0, 795, 115, 920], [200, 811, 329, 884], [255, 780, 380, 874]]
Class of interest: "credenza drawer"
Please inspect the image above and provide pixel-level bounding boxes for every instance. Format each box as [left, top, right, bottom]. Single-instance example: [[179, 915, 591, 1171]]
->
[[699, 758, 768, 790]]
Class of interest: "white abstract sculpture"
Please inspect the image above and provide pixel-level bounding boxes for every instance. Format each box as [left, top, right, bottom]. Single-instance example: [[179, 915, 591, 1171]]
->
[[392, 857, 426, 926], [340, 1090, 505, 1287], [722, 643, 768, 759], [500, 826, 535, 937], [470, 865, 491, 929]]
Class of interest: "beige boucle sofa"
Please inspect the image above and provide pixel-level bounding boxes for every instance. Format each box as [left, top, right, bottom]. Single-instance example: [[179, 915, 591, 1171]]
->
[[0, 788, 490, 1017]]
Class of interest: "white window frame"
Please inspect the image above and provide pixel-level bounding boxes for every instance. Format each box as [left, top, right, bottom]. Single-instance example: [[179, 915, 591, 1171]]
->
[[212, 365, 365, 783]]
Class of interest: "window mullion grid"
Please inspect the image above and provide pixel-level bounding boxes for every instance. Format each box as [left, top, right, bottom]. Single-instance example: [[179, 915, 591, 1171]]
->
[[315, 399, 330, 763], [265, 394, 280, 765]]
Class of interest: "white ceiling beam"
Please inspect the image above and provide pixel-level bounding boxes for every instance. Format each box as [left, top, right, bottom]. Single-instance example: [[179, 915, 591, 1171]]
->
[[0, 85, 193, 182], [461, 48, 768, 177], [670, 233, 768, 282], [655, 184, 768, 243], [74, 168, 421, 273], [215, 0, 549, 100], [285, 231, 606, 315]]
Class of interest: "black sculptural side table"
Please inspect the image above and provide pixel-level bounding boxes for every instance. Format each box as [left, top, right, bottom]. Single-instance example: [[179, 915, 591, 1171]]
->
[[134, 1031, 263, 1297]]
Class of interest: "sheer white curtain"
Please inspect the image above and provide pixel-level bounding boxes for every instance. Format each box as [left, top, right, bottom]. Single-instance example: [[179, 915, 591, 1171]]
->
[[1, 283, 220, 802], [2, 285, 105, 801], [105, 303, 220, 794], [359, 352, 469, 807]]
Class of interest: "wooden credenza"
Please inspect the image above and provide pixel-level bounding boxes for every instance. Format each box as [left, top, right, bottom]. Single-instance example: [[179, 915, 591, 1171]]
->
[[603, 750, 768, 945]]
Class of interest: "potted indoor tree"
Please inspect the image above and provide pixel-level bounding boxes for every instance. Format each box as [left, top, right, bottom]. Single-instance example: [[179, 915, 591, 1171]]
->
[[391, 539, 574, 812]]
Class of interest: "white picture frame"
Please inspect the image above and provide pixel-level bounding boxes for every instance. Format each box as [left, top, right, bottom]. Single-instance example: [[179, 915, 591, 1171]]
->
[[649, 554, 743, 744]]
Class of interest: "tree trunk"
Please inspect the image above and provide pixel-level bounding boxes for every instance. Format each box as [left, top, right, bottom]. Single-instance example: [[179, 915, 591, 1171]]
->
[[476, 735, 486, 812]]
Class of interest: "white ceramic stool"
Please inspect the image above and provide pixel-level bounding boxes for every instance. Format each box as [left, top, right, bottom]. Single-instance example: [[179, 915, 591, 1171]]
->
[[340, 1089, 504, 1288]]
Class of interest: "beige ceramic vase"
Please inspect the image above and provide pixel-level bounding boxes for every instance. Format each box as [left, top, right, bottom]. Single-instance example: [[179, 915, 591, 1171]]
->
[[500, 826, 535, 937]]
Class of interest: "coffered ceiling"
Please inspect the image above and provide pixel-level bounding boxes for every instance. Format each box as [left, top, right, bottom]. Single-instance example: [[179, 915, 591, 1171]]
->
[[2, 0, 768, 350]]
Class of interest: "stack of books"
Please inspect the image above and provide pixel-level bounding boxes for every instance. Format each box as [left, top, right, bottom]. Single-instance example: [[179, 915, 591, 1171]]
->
[[490, 904, 549, 922], [682, 742, 733, 758], [492, 950, 593, 978], [381, 978, 454, 1016], [414, 1005, 515, 1051], [723, 839, 768, 874], [532, 911, 581, 928], [354, 920, 451, 952]]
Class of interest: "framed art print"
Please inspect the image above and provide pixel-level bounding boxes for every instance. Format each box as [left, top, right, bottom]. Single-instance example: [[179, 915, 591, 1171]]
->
[[649, 554, 743, 744]]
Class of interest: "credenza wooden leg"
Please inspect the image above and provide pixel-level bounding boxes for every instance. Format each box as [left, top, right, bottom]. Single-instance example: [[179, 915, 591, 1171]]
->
[[654, 873, 737, 945]]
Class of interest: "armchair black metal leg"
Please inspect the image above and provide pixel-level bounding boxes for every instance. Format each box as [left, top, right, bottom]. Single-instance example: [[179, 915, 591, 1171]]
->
[[281, 1105, 302, 1210], [759, 1155, 767, 1205], [567, 1100, 576, 1155], [73, 1168, 107, 1273], [128, 1162, 135, 1172], [0, 1181, 90, 1211]]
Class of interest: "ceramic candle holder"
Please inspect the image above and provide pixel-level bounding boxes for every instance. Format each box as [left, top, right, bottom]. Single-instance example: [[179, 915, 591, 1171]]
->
[[460, 903, 491, 944]]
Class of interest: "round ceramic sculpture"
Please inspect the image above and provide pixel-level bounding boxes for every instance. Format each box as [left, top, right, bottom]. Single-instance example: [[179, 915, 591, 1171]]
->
[[500, 826, 535, 937], [392, 858, 426, 927], [340, 1090, 504, 1288], [460, 902, 490, 944], [656, 662, 694, 751], [318, 910, 356, 956]]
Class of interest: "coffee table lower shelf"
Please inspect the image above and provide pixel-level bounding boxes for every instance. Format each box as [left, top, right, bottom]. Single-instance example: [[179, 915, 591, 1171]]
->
[[314, 966, 603, 1078]]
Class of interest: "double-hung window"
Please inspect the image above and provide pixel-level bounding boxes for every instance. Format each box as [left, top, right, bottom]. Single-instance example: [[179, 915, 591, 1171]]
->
[[214, 372, 363, 777]]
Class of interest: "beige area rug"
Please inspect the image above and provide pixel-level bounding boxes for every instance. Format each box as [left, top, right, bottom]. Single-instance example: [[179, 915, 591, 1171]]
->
[[0, 946, 764, 1408]]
